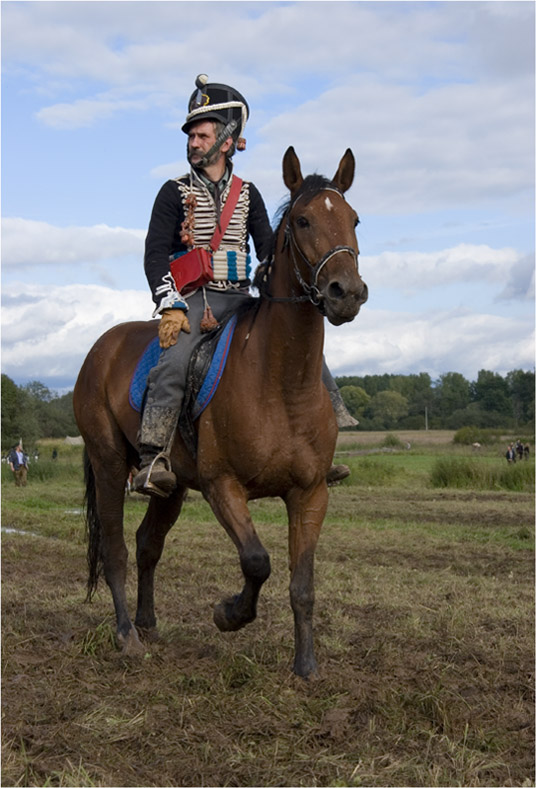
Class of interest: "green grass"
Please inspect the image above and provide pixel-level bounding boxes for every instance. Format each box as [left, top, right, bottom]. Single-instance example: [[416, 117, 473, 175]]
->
[[430, 456, 535, 491]]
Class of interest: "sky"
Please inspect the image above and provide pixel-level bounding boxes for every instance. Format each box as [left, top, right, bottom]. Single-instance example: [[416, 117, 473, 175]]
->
[[1, 0, 535, 394]]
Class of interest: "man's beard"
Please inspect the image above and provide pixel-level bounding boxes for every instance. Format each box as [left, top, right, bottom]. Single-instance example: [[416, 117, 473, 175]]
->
[[187, 145, 220, 169]]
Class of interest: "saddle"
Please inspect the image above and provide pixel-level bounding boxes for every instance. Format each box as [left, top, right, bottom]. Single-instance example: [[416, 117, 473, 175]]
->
[[179, 313, 237, 456], [129, 314, 238, 457]]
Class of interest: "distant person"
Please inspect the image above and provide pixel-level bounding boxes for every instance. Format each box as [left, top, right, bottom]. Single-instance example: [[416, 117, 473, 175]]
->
[[505, 444, 516, 463], [515, 440, 524, 461], [8, 443, 29, 486], [523, 443, 530, 461], [52, 448, 58, 461]]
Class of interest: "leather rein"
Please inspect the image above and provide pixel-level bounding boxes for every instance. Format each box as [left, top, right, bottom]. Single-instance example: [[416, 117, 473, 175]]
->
[[262, 188, 358, 312]]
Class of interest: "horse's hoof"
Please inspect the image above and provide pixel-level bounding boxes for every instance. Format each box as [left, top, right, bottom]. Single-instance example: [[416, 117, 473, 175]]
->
[[117, 627, 147, 656], [292, 656, 319, 679], [136, 626, 160, 643], [213, 598, 252, 632]]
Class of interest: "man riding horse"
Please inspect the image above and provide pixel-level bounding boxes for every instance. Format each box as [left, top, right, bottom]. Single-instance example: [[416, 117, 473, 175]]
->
[[133, 74, 355, 498]]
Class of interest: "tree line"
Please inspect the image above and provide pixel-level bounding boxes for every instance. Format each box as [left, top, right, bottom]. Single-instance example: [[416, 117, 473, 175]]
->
[[1, 375, 79, 451], [335, 368, 534, 431], [1, 367, 534, 450]]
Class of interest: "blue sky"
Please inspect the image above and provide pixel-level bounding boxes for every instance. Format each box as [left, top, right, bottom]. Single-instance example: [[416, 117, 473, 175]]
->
[[1, 0, 534, 392]]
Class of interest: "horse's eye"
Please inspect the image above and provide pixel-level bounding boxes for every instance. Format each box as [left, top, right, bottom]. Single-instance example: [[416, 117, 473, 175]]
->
[[296, 216, 310, 229]]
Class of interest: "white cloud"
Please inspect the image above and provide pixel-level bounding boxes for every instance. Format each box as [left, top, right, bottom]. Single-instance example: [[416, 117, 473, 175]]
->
[[496, 252, 535, 302], [2, 281, 533, 389], [324, 306, 535, 381], [2, 218, 145, 265], [250, 75, 535, 214], [35, 96, 151, 130], [362, 244, 523, 293], [1, 283, 154, 383]]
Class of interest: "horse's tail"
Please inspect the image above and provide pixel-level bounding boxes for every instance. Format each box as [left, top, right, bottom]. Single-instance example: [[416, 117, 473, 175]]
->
[[83, 448, 103, 601]]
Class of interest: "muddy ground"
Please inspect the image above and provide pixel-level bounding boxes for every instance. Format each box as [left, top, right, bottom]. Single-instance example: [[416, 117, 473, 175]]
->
[[2, 485, 534, 787]]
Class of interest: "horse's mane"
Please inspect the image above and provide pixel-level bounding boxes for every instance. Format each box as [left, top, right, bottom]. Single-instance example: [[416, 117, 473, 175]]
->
[[236, 173, 338, 324]]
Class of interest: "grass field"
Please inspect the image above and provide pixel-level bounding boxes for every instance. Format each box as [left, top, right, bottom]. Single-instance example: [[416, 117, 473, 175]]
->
[[1, 431, 534, 787]]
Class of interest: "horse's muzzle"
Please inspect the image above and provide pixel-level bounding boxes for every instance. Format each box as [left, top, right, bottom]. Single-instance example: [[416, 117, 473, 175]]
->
[[322, 276, 368, 325]]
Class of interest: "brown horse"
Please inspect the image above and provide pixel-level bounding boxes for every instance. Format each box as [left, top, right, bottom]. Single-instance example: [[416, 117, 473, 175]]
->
[[73, 147, 368, 677]]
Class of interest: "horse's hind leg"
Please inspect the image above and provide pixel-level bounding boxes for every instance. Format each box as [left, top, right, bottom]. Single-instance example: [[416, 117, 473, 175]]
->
[[204, 479, 271, 631], [135, 485, 187, 636], [87, 451, 145, 656]]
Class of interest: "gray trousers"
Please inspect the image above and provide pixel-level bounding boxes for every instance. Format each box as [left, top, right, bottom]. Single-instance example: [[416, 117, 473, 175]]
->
[[141, 288, 249, 447], [140, 288, 348, 449]]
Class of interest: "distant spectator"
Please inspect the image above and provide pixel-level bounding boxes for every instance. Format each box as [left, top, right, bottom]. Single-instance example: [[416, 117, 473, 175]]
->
[[52, 448, 58, 461], [523, 443, 530, 461], [505, 444, 516, 463], [515, 440, 524, 461], [8, 443, 29, 486]]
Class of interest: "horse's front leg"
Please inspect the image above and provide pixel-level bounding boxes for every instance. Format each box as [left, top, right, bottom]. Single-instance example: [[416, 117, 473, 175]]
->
[[285, 482, 328, 678], [135, 485, 187, 637], [204, 478, 271, 631]]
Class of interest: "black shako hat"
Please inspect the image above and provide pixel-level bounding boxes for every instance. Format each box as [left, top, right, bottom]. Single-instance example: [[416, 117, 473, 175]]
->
[[182, 74, 249, 150]]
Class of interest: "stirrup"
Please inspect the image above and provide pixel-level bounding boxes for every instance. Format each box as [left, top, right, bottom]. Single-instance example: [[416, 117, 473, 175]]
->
[[133, 452, 176, 498], [327, 464, 351, 487]]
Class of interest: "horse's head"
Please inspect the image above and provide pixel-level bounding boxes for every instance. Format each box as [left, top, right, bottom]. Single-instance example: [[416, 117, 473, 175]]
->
[[281, 147, 368, 325]]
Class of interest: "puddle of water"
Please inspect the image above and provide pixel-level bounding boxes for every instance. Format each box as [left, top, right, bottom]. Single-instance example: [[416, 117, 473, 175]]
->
[[2, 527, 39, 537]]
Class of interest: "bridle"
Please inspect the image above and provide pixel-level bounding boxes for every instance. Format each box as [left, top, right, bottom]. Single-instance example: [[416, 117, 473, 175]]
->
[[262, 188, 359, 312]]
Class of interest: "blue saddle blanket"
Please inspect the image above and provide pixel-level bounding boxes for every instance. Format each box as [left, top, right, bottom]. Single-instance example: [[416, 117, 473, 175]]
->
[[129, 314, 237, 420]]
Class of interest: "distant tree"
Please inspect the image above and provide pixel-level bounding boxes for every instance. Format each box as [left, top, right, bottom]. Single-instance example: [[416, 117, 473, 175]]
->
[[43, 391, 79, 437], [435, 372, 471, 421], [1, 374, 42, 449], [339, 385, 370, 420], [506, 369, 535, 424], [24, 380, 54, 402], [472, 370, 513, 421], [404, 373, 434, 421], [368, 390, 409, 429], [335, 375, 362, 390], [1, 375, 80, 448]]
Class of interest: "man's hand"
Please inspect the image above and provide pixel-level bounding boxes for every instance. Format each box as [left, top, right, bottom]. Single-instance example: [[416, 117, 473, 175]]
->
[[159, 309, 191, 348]]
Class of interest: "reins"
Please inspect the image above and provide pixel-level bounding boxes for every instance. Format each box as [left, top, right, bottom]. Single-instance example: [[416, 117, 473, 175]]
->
[[260, 188, 358, 311]]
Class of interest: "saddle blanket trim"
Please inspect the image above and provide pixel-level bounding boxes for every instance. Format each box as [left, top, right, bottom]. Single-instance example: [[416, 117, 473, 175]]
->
[[191, 314, 237, 419], [128, 314, 238, 420], [129, 337, 161, 413]]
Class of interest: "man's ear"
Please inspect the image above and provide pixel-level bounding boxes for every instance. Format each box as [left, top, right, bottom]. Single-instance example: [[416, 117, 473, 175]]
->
[[221, 136, 234, 154]]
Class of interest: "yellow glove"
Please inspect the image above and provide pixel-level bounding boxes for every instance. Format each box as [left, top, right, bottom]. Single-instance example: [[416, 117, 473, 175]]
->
[[158, 309, 191, 348]]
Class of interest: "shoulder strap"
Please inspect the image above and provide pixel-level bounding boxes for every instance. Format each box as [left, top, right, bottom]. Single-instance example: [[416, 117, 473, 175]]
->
[[210, 176, 244, 252]]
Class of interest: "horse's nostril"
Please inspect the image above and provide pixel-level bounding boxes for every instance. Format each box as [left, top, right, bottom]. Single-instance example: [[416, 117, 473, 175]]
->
[[328, 281, 345, 300]]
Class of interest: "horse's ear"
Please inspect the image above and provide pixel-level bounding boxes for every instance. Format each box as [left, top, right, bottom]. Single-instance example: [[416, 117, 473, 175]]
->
[[282, 146, 304, 195], [332, 149, 355, 193]]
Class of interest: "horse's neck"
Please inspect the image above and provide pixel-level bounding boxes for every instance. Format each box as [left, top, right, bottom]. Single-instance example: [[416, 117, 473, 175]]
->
[[258, 249, 325, 389]]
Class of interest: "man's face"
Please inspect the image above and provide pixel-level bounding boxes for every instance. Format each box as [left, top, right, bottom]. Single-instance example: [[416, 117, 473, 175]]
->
[[187, 121, 219, 167], [187, 120, 232, 169]]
